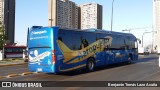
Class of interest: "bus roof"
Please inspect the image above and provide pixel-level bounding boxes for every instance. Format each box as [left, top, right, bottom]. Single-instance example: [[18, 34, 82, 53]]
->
[[30, 26, 135, 37], [59, 28, 135, 37]]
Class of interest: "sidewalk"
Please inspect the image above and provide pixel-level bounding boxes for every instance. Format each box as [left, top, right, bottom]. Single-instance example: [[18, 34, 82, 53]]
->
[[0, 58, 27, 67]]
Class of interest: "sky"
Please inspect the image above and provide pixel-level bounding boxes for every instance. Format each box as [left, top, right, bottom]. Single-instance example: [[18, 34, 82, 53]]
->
[[15, 0, 153, 47]]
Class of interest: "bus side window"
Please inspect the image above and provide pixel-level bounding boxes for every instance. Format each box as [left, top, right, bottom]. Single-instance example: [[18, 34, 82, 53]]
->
[[82, 32, 96, 48], [58, 30, 73, 50], [80, 39, 89, 49], [129, 37, 136, 49], [72, 32, 82, 50], [125, 37, 131, 50]]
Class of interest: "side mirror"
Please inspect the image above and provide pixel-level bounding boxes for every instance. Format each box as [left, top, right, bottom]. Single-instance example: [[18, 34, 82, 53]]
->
[[136, 38, 141, 44], [139, 40, 141, 44]]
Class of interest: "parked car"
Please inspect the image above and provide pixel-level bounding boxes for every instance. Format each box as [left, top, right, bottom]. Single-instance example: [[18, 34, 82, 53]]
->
[[144, 49, 150, 55]]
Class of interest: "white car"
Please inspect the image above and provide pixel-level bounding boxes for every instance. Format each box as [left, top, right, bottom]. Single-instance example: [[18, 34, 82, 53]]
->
[[23, 49, 28, 62], [138, 47, 144, 55], [144, 49, 150, 55]]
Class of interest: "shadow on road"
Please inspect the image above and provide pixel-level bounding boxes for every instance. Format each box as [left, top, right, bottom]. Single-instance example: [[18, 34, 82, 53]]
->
[[134, 56, 158, 64], [46, 55, 159, 77], [53, 62, 134, 76]]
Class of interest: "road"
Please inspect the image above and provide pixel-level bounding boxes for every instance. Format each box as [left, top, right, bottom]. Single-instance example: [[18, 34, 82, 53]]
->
[[0, 64, 29, 76], [0, 54, 160, 90]]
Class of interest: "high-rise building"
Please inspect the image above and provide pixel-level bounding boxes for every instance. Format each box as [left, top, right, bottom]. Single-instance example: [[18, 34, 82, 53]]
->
[[0, 0, 15, 44], [80, 3, 102, 29], [153, 0, 160, 52], [48, 0, 79, 29], [0, 0, 4, 27]]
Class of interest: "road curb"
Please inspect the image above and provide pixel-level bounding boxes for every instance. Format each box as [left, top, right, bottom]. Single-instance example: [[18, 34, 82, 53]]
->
[[22, 72, 33, 76], [0, 76, 5, 79], [0, 72, 38, 80], [7, 74, 20, 78], [0, 63, 27, 67]]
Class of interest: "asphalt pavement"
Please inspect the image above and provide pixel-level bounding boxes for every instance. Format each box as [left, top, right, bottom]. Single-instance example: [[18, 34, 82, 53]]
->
[[0, 58, 26, 67]]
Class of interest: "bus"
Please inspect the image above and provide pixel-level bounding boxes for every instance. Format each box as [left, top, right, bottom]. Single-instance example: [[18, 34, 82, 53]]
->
[[4, 46, 26, 58], [28, 26, 139, 73]]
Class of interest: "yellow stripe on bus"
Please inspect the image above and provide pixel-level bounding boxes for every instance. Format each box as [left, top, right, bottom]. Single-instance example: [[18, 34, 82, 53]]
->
[[58, 64, 86, 72]]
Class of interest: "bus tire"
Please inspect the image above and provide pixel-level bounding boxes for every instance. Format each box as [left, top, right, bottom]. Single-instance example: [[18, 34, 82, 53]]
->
[[86, 58, 95, 72], [128, 54, 132, 64]]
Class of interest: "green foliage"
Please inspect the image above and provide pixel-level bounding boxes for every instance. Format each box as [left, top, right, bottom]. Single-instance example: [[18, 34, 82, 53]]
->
[[0, 26, 7, 50]]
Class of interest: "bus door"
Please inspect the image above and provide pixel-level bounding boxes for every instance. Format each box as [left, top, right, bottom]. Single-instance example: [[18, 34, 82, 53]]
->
[[100, 38, 113, 65]]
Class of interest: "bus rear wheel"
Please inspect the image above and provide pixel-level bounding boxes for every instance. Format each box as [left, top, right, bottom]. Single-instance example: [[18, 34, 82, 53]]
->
[[128, 55, 132, 64], [86, 58, 95, 72]]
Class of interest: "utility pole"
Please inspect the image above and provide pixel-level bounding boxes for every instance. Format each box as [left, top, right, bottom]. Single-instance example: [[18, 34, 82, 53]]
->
[[142, 31, 156, 47], [49, 0, 53, 26], [111, 0, 114, 31]]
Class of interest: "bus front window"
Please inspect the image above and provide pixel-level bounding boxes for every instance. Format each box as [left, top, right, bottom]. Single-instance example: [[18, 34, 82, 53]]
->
[[135, 40, 138, 49]]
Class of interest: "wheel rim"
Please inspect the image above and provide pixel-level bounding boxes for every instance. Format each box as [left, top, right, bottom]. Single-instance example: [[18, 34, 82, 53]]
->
[[88, 61, 94, 71], [128, 57, 131, 61], [128, 56, 131, 63]]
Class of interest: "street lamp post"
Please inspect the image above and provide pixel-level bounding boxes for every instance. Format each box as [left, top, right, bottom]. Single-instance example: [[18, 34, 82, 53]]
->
[[142, 32, 150, 47], [111, 0, 114, 31], [142, 31, 156, 47], [49, 0, 53, 26]]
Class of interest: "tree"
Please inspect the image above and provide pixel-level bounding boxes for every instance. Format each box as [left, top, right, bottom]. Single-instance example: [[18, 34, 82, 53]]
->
[[0, 26, 7, 50]]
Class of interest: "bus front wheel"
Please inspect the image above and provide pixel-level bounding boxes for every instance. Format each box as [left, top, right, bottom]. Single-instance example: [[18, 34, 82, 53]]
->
[[128, 54, 132, 64], [86, 58, 95, 72]]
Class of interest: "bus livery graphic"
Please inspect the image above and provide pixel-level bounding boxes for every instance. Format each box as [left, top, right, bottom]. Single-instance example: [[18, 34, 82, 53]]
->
[[57, 36, 113, 71], [29, 50, 51, 65], [57, 36, 113, 64]]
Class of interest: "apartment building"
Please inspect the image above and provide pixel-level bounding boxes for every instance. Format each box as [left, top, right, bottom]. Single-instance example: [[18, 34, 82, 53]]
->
[[0, 0, 15, 44], [80, 3, 102, 29], [153, 0, 160, 52], [48, 0, 79, 29]]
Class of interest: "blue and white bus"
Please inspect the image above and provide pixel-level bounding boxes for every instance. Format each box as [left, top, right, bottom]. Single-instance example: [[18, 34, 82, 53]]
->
[[28, 26, 138, 73]]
